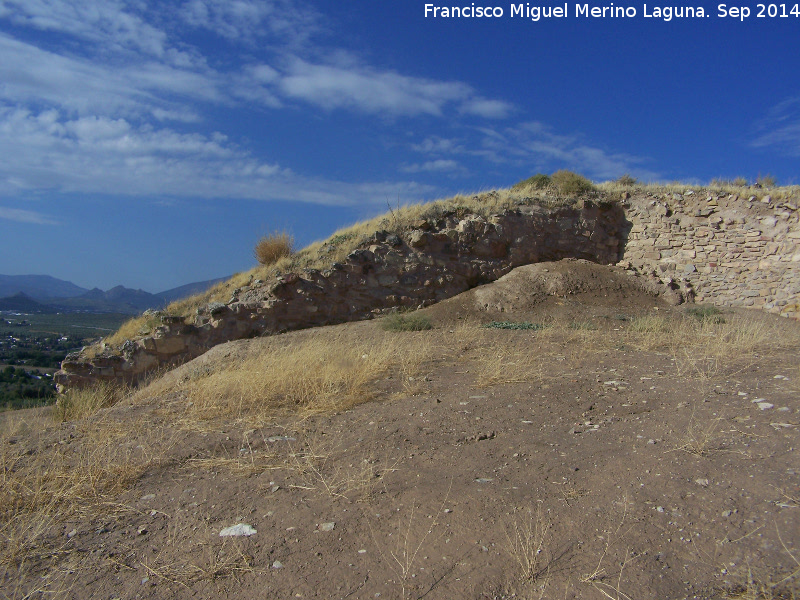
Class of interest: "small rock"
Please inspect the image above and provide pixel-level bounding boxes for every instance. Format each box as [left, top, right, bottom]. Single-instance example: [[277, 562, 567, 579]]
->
[[695, 478, 710, 487], [320, 522, 335, 532], [140, 494, 156, 501], [475, 478, 493, 483], [358, 549, 367, 554], [67, 529, 77, 538], [219, 523, 257, 537], [656, 506, 665, 513], [272, 561, 283, 569], [137, 526, 148, 535], [757, 402, 774, 410]]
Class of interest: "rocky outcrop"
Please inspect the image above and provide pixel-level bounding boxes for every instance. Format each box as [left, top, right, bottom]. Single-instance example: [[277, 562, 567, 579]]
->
[[55, 188, 800, 392]]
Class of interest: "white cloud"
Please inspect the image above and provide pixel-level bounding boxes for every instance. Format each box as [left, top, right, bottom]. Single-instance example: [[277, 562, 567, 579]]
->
[[0, 0, 171, 58], [411, 122, 659, 181], [459, 97, 514, 119], [0, 35, 222, 117], [180, 0, 320, 45], [0, 206, 58, 225], [276, 57, 473, 117], [752, 97, 800, 156], [401, 160, 463, 174], [411, 136, 465, 154], [0, 106, 434, 205]]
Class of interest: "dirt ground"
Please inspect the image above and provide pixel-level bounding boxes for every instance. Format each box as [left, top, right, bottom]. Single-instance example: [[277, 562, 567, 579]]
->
[[2, 259, 799, 600]]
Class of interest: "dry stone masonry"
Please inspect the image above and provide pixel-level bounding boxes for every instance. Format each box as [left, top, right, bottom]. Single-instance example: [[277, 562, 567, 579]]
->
[[55, 189, 799, 391], [620, 191, 799, 318]]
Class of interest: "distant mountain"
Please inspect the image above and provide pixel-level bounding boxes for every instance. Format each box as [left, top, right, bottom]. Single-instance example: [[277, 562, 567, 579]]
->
[[0, 275, 88, 300], [155, 278, 226, 304], [0, 292, 52, 313], [53, 286, 162, 314], [0, 275, 229, 314]]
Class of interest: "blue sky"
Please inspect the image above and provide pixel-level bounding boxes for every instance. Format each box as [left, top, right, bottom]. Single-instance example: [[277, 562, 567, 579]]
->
[[1, 0, 798, 292]]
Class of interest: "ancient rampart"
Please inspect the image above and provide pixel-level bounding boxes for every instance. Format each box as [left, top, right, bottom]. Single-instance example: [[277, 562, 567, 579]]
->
[[54, 189, 799, 391]]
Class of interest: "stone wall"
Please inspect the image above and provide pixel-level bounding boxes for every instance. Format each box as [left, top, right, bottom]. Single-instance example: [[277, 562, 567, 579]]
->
[[55, 189, 800, 392], [55, 200, 626, 390], [619, 191, 800, 319]]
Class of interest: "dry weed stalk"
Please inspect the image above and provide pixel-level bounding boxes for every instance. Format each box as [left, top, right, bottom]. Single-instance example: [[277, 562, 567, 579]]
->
[[286, 432, 398, 501], [370, 482, 452, 600], [579, 497, 636, 600], [503, 502, 552, 582]]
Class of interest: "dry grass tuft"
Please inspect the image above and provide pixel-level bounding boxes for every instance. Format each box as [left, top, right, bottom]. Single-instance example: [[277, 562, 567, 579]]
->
[[53, 381, 130, 422], [504, 503, 553, 582], [0, 410, 169, 587], [171, 328, 436, 426], [254, 230, 294, 266]]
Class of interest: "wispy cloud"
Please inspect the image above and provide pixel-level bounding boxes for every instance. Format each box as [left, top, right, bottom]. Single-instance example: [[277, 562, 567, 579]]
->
[[0, 105, 433, 205], [0, 35, 221, 118], [411, 121, 659, 181], [752, 96, 800, 156], [0, 0, 520, 209], [180, 0, 321, 45], [0, 206, 58, 225], [273, 56, 493, 118], [400, 159, 465, 174]]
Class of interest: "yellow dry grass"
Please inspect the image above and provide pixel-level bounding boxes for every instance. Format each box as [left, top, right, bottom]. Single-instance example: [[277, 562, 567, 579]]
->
[[164, 326, 438, 427], [0, 408, 171, 587]]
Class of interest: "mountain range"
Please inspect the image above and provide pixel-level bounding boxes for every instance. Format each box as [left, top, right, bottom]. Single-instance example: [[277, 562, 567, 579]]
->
[[0, 275, 226, 314]]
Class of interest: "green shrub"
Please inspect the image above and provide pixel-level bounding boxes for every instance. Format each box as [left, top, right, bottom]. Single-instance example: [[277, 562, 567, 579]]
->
[[732, 176, 748, 187], [254, 231, 294, 265], [685, 305, 725, 324], [551, 170, 594, 195], [512, 173, 551, 191], [482, 321, 544, 330], [381, 312, 433, 332], [617, 174, 637, 186]]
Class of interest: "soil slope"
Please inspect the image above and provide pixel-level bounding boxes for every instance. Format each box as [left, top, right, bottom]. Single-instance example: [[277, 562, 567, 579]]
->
[[3, 260, 799, 600]]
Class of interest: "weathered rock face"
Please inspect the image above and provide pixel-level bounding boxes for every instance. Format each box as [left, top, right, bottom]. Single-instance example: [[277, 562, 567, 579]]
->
[[55, 190, 800, 391]]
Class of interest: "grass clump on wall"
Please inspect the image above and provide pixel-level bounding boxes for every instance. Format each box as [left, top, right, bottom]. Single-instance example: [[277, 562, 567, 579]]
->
[[254, 231, 294, 266], [551, 170, 595, 195]]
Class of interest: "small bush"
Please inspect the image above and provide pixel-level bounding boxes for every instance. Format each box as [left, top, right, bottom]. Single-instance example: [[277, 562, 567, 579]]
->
[[551, 170, 594, 195], [686, 305, 725, 324], [617, 174, 637, 186], [756, 174, 777, 188], [381, 313, 433, 332], [732, 176, 748, 187], [482, 321, 544, 330], [254, 231, 293, 265], [512, 173, 551, 191]]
